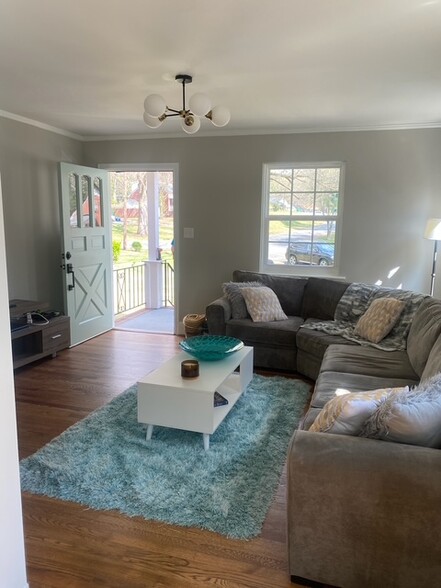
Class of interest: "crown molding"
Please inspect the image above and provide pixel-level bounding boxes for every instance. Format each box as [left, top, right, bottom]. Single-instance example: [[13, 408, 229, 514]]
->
[[0, 109, 83, 141], [83, 121, 441, 142], [1, 108, 441, 142]]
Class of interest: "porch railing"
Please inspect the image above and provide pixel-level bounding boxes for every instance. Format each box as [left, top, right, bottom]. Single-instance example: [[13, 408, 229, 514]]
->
[[113, 261, 174, 316]]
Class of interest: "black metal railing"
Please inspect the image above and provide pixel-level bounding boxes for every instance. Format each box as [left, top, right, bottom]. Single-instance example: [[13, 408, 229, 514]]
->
[[163, 261, 174, 307], [113, 261, 175, 316], [113, 263, 145, 315]]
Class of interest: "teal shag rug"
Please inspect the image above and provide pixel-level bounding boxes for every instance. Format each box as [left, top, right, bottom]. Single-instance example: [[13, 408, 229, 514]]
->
[[20, 375, 310, 539]]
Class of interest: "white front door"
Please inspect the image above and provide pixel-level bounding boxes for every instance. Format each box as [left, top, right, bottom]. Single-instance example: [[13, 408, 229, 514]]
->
[[59, 162, 113, 346]]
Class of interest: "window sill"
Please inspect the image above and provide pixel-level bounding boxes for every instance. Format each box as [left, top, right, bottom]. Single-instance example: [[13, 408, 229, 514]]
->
[[259, 263, 346, 280]]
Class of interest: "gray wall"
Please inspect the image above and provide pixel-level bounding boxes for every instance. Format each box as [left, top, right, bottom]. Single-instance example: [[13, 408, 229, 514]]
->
[[1, 115, 440, 320], [83, 129, 441, 320], [0, 176, 28, 588], [0, 117, 83, 309]]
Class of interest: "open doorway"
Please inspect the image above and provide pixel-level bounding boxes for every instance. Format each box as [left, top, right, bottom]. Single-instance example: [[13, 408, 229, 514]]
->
[[103, 165, 177, 334]]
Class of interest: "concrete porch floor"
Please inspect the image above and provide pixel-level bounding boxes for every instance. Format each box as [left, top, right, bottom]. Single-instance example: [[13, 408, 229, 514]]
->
[[114, 307, 175, 334]]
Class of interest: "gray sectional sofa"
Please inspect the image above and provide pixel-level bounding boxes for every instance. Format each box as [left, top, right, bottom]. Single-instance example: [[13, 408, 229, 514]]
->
[[206, 270, 352, 375], [206, 270, 441, 588]]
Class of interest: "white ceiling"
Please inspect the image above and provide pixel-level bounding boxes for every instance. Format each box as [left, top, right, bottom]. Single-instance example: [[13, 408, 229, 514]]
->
[[0, 0, 440, 139]]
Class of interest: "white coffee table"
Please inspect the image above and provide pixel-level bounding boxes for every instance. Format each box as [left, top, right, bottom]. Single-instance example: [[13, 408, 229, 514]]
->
[[137, 346, 253, 450]]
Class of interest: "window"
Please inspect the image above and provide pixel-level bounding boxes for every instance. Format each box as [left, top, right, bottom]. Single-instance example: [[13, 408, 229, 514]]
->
[[261, 163, 344, 272], [68, 172, 104, 228]]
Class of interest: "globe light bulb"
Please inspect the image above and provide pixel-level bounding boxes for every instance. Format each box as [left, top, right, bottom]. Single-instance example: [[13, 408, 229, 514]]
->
[[189, 92, 212, 116], [144, 94, 166, 117], [181, 114, 201, 134], [209, 105, 231, 127], [143, 112, 163, 128]]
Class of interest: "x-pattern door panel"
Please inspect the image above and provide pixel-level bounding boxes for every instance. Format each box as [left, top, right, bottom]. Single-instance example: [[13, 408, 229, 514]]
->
[[73, 262, 108, 323]]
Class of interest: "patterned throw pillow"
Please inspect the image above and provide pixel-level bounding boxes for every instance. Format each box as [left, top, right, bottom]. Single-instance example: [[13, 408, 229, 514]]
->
[[354, 297, 406, 343], [240, 286, 288, 323], [222, 281, 262, 319], [360, 374, 441, 448], [309, 387, 406, 435]]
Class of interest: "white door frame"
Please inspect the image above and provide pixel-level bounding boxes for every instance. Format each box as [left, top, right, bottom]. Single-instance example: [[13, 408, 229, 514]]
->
[[99, 163, 179, 334]]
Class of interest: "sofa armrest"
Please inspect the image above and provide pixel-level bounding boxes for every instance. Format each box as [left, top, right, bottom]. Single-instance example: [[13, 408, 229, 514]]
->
[[205, 296, 232, 336], [287, 430, 441, 588]]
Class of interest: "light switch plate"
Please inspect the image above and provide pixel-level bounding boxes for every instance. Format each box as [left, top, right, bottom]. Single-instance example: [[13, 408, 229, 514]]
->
[[183, 227, 194, 238]]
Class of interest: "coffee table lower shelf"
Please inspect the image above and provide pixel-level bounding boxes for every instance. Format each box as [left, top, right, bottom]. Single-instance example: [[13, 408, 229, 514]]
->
[[137, 346, 253, 450]]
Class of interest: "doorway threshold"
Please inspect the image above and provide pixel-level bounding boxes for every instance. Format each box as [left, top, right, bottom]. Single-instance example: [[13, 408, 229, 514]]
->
[[115, 307, 174, 334]]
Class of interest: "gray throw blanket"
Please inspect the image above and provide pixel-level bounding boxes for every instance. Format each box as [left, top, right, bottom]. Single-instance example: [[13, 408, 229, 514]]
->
[[301, 282, 427, 351]]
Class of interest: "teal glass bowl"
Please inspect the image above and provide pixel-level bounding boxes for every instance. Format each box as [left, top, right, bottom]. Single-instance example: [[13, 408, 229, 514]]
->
[[180, 335, 244, 361]]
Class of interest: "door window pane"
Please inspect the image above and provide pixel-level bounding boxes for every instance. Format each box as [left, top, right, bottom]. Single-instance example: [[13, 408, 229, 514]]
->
[[93, 177, 103, 227], [69, 173, 80, 228], [81, 175, 93, 228]]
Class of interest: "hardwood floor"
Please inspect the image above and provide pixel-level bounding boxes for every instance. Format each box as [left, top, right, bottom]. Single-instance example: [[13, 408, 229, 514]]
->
[[14, 330, 313, 588]]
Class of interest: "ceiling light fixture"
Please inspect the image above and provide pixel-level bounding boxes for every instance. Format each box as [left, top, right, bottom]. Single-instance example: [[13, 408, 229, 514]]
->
[[143, 74, 230, 134]]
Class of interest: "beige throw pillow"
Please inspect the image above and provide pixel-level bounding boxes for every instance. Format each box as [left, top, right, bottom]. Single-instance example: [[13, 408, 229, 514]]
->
[[354, 297, 406, 343], [309, 387, 406, 435], [240, 286, 288, 322]]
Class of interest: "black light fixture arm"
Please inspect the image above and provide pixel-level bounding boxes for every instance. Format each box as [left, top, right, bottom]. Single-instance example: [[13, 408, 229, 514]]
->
[[161, 74, 193, 119], [143, 72, 230, 132]]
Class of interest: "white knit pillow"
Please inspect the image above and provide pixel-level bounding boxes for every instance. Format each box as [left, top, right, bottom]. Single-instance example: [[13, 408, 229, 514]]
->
[[240, 286, 288, 322], [309, 387, 406, 435], [360, 374, 441, 447]]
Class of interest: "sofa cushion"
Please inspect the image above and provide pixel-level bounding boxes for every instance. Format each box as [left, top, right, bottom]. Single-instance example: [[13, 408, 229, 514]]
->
[[361, 373, 441, 448], [299, 407, 321, 431], [320, 344, 419, 381], [422, 333, 441, 381], [232, 270, 307, 316], [226, 316, 303, 347], [309, 387, 406, 436], [240, 286, 288, 322], [311, 371, 419, 409], [296, 318, 357, 360], [301, 277, 350, 320], [407, 297, 441, 377]]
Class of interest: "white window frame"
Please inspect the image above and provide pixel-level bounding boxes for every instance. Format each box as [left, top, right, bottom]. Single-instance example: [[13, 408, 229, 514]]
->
[[260, 162, 345, 276]]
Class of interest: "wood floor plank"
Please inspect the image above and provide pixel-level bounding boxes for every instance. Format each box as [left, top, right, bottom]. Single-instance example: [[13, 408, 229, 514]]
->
[[15, 329, 314, 588]]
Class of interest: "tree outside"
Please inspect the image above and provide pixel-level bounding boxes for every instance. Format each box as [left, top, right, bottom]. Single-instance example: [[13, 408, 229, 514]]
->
[[110, 171, 174, 268]]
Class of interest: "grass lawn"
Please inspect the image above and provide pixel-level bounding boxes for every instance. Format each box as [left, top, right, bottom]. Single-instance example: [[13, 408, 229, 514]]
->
[[112, 217, 174, 268]]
